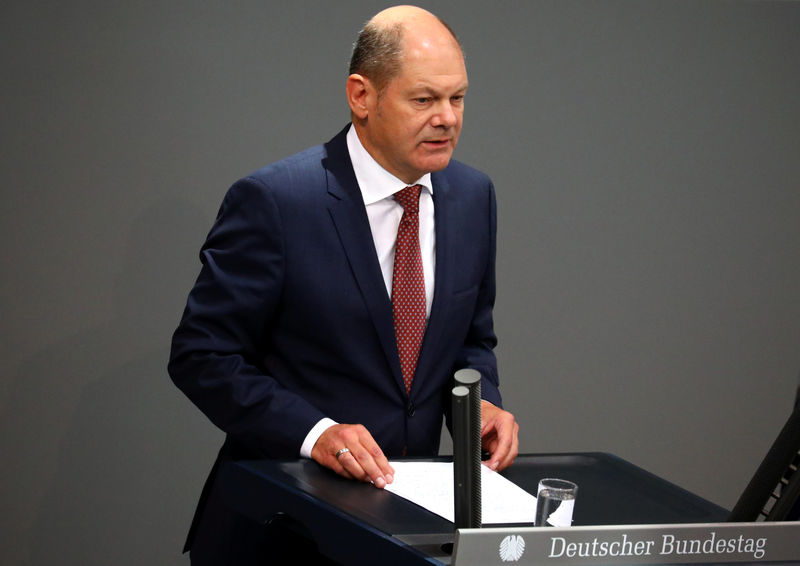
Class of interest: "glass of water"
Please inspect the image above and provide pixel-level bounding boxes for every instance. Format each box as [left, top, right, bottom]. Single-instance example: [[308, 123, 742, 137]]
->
[[534, 478, 578, 527]]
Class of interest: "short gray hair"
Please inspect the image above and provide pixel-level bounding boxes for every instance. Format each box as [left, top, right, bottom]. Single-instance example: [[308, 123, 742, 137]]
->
[[348, 21, 405, 94], [348, 17, 463, 94]]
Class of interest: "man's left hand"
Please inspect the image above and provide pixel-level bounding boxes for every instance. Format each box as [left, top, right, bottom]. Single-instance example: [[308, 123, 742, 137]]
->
[[480, 400, 519, 471]]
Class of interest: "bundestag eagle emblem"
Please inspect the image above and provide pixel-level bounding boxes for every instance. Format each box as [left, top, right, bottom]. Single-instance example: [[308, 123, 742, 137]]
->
[[499, 534, 526, 562]]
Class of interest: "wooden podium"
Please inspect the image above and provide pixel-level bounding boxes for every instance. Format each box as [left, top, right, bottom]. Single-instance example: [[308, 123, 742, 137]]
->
[[220, 453, 731, 565]]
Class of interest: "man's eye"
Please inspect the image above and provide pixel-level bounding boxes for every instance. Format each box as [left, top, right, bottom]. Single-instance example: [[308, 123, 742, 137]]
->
[[414, 97, 431, 104]]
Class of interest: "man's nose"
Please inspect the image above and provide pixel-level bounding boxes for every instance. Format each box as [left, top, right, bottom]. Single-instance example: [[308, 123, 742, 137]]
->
[[431, 101, 458, 128]]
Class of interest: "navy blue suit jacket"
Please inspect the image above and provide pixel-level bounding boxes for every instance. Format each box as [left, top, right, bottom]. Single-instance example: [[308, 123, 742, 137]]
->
[[168, 125, 502, 556]]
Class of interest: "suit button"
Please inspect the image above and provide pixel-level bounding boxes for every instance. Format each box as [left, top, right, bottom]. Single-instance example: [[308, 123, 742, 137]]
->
[[407, 402, 416, 417]]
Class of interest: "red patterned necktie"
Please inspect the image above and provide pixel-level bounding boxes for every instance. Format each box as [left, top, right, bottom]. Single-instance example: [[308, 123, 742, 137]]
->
[[392, 185, 427, 394]]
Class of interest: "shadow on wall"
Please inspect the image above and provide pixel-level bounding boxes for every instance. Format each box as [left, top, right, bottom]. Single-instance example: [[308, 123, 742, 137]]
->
[[0, 198, 222, 566]]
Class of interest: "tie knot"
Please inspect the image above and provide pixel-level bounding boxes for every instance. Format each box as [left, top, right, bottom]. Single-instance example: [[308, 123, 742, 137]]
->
[[394, 185, 422, 214]]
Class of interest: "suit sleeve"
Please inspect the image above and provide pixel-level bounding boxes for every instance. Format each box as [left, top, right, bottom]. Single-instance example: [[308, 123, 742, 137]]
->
[[455, 180, 503, 408], [168, 177, 326, 457]]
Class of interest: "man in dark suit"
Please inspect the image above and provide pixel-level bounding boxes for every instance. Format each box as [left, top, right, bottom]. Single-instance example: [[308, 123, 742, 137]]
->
[[169, 5, 519, 564]]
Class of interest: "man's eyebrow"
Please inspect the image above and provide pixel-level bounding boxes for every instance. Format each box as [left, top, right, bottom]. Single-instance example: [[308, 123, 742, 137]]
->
[[410, 83, 469, 96]]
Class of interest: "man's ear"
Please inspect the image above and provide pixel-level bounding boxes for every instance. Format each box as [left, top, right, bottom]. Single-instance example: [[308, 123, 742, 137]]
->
[[346, 74, 370, 119]]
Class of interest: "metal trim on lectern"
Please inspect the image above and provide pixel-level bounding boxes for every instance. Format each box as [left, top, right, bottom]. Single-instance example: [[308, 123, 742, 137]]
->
[[451, 522, 800, 566]]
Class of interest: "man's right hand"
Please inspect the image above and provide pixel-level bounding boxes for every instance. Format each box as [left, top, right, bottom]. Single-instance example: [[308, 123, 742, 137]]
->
[[310, 423, 395, 489]]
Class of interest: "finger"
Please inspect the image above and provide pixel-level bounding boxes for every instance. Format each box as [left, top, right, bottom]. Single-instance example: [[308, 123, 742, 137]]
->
[[358, 431, 395, 483], [481, 411, 519, 471], [345, 434, 394, 488], [480, 421, 506, 470], [314, 424, 393, 487], [312, 424, 364, 478], [491, 419, 516, 467], [496, 421, 520, 471]]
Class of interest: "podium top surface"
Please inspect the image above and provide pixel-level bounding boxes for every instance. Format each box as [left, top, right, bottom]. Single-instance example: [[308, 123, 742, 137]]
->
[[224, 452, 729, 537]]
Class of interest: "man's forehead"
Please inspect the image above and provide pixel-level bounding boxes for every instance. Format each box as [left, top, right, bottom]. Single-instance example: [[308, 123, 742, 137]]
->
[[401, 26, 462, 60], [400, 37, 465, 71], [396, 54, 467, 88]]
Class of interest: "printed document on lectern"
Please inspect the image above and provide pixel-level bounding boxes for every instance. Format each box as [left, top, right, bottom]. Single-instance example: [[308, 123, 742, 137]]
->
[[385, 461, 537, 524]]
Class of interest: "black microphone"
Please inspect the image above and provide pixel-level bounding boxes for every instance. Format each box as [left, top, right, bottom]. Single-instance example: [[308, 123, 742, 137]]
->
[[452, 368, 482, 529]]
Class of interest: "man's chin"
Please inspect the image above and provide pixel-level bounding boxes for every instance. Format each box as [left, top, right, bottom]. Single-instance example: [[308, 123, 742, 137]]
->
[[417, 153, 454, 174]]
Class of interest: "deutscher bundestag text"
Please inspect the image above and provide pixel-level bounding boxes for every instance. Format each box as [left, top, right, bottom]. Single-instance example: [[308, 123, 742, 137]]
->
[[549, 532, 767, 560]]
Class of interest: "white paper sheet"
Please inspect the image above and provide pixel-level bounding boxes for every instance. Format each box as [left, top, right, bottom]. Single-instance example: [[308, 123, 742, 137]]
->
[[545, 497, 574, 527], [384, 461, 537, 524]]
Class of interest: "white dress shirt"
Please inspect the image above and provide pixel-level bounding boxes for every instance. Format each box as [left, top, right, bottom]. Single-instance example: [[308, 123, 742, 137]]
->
[[299, 125, 437, 457]]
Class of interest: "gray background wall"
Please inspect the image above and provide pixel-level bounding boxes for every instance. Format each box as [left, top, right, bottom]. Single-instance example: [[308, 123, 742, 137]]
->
[[1, 1, 798, 564]]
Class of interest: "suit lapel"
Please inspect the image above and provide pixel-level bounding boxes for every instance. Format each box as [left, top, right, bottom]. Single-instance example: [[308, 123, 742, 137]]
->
[[323, 130, 405, 390], [412, 170, 455, 397]]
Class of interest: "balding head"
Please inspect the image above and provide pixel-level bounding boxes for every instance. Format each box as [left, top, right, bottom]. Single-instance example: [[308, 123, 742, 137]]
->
[[349, 5, 462, 93], [346, 5, 468, 182], [370, 4, 456, 32]]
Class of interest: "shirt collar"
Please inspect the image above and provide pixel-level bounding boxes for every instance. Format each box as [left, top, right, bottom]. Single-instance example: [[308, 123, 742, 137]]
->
[[346, 124, 432, 206]]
